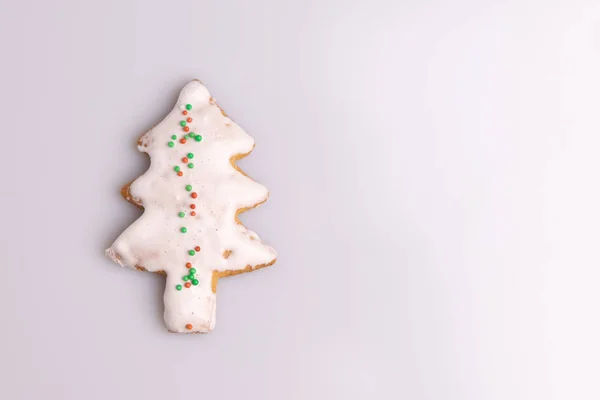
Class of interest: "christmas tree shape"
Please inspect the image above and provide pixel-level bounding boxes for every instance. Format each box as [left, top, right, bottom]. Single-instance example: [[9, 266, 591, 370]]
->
[[106, 80, 277, 333]]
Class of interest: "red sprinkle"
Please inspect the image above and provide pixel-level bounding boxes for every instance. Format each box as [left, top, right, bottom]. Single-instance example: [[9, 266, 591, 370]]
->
[[186, 117, 192, 123], [183, 126, 190, 132], [190, 211, 196, 216], [185, 262, 192, 268], [190, 204, 196, 209], [191, 192, 197, 199], [194, 246, 201, 252], [184, 282, 191, 288], [182, 110, 188, 115], [182, 157, 188, 163], [185, 324, 193, 330], [180, 138, 187, 144], [177, 171, 183, 177]]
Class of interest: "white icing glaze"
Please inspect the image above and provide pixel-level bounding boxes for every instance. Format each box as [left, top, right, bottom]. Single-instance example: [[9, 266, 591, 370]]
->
[[105, 80, 277, 333]]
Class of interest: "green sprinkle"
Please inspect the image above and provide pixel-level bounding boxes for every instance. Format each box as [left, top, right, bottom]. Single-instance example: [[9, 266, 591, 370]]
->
[[185, 185, 192, 191], [186, 104, 192, 110], [180, 120, 186, 127], [174, 166, 180, 172], [182, 276, 189, 281], [180, 227, 187, 233], [189, 268, 196, 274], [188, 132, 195, 138], [187, 273, 195, 280], [188, 163, 194, 169], [171, 135, 177, 140], [178, 212, 185, 218], [192, 279, 199, 286], [187, 153, 194, 159], [168, 141, 174, 147], [194, 135, 202, 142], [188, 250, 196, 256], [176, 284, 182, 291]]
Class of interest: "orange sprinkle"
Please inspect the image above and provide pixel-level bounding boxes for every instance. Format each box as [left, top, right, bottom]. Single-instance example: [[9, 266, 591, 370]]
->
[[183, 126, 190, 132], [185, 324, 193, 330], [190, 204, 196, 209], [185, 262, 192, 268], [190, 211, 196, 216], [182, 110, 188, 115], [180, 138, 187, 144], [182, 157, 188, 163], [191, 192, 197, 199], [194, 246, 201, 252], [186, 117, 192, 123], [177, 171, 183, 177], [184, 282, 191, 288]]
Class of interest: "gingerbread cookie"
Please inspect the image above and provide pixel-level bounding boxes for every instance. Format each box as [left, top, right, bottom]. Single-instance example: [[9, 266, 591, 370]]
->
[[106, 80, 277, 333]]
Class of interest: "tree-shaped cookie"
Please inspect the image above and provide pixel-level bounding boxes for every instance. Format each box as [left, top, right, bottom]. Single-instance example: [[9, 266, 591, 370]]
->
[[106, 80, 277, 333]]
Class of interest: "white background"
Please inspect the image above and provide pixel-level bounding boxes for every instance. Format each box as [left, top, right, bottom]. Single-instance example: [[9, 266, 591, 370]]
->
[[1, 0, 599, 399]]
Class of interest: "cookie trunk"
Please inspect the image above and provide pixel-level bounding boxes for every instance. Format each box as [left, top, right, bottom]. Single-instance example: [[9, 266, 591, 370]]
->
[[163, 273, 216, 333]]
